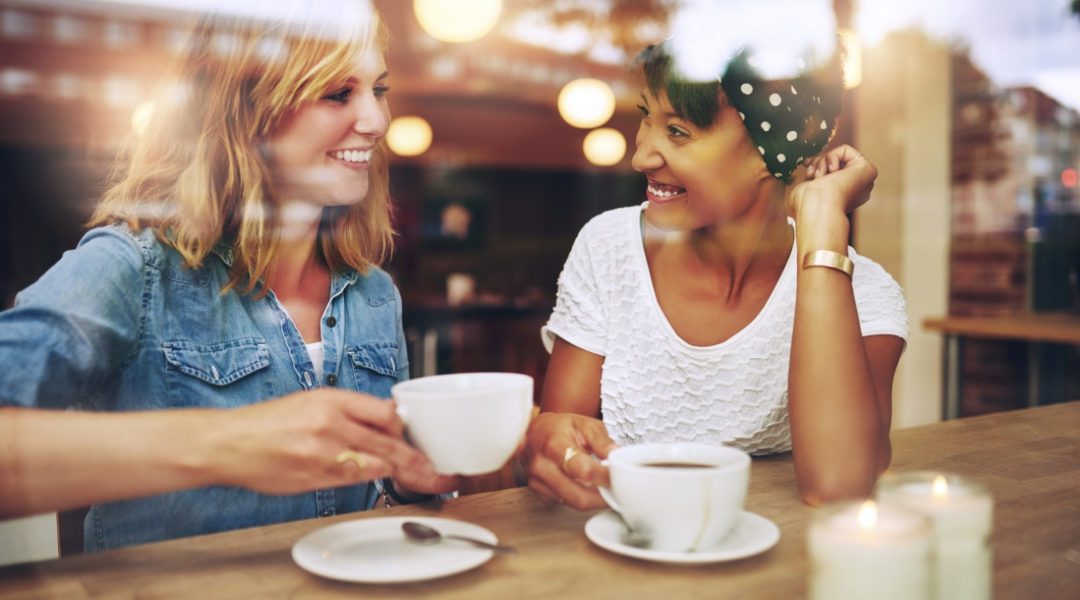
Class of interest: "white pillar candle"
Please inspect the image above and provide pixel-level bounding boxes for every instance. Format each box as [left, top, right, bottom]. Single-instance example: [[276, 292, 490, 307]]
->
[[876, 472, 993, 600], [808, 500, 933, 600]]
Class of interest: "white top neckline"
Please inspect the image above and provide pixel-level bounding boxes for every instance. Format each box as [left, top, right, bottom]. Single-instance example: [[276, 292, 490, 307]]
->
[[632, 205, 798, 353]]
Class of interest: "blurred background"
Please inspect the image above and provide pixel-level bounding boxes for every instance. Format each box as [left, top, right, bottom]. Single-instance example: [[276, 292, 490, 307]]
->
[[0, 0, 1077, 429]]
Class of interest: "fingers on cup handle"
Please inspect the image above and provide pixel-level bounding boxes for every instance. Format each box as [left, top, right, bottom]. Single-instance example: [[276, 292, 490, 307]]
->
[[575, 454, 611, 489], [336, 393, 402, 433], [353, 426, 433, 476], [549, 468, 606, 511], [531, 449, 605, 510]]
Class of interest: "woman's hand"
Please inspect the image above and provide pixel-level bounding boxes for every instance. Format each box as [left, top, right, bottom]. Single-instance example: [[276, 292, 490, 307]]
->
[[208, 389, 445, 495], [524, 412, 617, 510], [789, 144, 878, 220], [391, 469, 461, 497]]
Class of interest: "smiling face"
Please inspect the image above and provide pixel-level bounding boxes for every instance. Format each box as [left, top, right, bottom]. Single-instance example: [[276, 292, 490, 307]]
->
[[631, 87, 777, 233], [266, 44, 390, 208]]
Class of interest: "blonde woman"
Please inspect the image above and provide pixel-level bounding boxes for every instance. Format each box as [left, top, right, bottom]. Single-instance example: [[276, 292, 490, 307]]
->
[[0, 1, 456, 550]]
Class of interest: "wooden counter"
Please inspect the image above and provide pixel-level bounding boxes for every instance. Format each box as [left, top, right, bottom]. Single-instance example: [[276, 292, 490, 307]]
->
[[924, 312, 1080, 418], [924, 312, 1080, 344], [1, 402, 1077, 599]]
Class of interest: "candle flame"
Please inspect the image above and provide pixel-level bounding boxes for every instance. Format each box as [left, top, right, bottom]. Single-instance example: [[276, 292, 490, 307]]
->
[[857, 500, 878, 530], [932, 475, 949, 500]]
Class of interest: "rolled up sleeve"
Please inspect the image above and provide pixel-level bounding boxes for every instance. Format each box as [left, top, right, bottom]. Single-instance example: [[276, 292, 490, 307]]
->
[[0, 227, 146, 409]]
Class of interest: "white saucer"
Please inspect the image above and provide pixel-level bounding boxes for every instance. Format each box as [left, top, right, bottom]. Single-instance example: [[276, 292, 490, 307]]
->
[[292, 516, 497, 583], [584, 510, 780, 564]]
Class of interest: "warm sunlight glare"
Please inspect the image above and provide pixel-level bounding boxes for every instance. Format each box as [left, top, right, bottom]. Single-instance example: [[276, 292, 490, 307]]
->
[[855, 1, 915, 47], [857, 500, 878, 530], [932, 475, 949, 500], [838, 29, 862, 89]]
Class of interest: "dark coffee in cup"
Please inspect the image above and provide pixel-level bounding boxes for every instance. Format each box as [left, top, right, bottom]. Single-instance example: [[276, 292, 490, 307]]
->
[[600, 443, 751, 552], [642, 462, 714, 469]]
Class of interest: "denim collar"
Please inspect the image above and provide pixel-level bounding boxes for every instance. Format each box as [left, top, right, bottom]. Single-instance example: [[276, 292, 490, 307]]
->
[[331, 268, 360, 298], [210, 241, 234, 267], [209, 240, 359, 295]]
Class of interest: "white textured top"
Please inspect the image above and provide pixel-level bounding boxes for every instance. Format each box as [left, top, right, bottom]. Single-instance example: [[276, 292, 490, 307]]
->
[[541, 205, 909, 455], [305, 341, 325, 381]]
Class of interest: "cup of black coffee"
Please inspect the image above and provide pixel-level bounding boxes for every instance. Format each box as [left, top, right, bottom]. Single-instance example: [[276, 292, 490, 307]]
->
[[599, 443, 750, 552]]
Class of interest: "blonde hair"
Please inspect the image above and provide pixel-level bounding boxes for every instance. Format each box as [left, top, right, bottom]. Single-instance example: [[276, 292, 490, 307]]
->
[[91, 1, 393, 294]]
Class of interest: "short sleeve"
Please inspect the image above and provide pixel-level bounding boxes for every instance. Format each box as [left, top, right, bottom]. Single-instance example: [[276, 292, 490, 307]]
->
[[0, 226, 146, 408], [850, 249, 910, 342], [541, 221, 609, 356]]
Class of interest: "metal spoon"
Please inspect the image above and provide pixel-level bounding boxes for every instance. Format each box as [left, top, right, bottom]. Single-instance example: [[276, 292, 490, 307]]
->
[[610, 513, 651, 549], [401, 521, 516, 554]]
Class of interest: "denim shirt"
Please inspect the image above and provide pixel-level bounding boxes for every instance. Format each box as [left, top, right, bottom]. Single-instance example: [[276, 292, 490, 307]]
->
[[0, 224, 409, 551]]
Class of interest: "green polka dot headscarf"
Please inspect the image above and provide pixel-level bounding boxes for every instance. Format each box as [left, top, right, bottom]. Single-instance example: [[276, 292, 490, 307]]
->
[[636, 41, 844, 184], [719, 49, 842, 183]]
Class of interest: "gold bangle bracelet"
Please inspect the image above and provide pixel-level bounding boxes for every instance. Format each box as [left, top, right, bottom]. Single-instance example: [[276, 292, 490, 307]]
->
[[802, 249, 854, 277]]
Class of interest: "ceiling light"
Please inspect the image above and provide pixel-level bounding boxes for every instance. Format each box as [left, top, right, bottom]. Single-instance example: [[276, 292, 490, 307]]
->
[[558, 78, 616, 129]]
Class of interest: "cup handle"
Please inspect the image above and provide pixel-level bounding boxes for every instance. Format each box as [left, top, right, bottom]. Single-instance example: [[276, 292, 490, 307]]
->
[[595, 459, 621, 513], [395, 403, 408, 424]]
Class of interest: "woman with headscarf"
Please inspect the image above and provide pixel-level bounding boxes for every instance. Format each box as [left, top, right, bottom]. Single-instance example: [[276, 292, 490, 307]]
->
[[526, 23, 907, 508]]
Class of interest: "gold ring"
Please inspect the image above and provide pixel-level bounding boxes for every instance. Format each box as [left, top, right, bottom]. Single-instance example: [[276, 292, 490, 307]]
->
[[336, 450, 369, 472], [562, 447, 581, 471]]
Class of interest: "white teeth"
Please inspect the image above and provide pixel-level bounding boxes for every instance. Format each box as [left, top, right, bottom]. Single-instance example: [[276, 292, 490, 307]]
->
[[333, 149, 371, 163], [648, 184, 683, 198]]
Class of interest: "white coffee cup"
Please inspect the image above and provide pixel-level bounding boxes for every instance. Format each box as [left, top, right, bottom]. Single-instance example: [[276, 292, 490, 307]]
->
[[599, 442, 751, 552], [391, 372, 533, 475]]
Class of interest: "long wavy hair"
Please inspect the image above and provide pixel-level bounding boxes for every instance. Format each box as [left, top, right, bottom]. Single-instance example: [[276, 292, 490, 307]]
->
[[90, 1, 393, 294]]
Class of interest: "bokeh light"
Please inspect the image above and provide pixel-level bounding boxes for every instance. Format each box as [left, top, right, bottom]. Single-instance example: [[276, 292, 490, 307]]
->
[[558, 78, 615, 129], [414, 0, 502, 43], [582, 128, 626, 166], [1062, 168, 1078, 189], [386, 115, 433, 157]]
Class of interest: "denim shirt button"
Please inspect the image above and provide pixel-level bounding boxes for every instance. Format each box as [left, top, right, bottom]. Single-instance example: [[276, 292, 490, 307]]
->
[[325, 316, 337, 327], [325, 373, 338, 387]]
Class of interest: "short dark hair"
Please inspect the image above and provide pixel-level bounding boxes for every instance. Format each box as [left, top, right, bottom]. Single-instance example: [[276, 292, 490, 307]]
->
[[634, 38, 845, 182]]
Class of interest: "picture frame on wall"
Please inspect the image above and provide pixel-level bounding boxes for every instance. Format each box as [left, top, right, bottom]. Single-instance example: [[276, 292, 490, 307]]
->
[[420, 196, 488, 251]]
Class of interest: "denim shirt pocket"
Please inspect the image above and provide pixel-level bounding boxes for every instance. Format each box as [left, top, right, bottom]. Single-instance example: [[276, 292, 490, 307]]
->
[[345, 342, 399, 399], [162, 337, 274, 408]]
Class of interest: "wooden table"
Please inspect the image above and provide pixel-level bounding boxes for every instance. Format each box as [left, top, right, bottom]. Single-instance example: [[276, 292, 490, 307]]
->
[[2, 403, 1077, 599], [924, 313, 1080, 419]]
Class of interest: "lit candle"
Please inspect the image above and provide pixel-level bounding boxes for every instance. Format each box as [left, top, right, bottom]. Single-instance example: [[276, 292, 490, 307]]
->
[[808, 500, 932, 600], [876, 472, 993, 600]]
